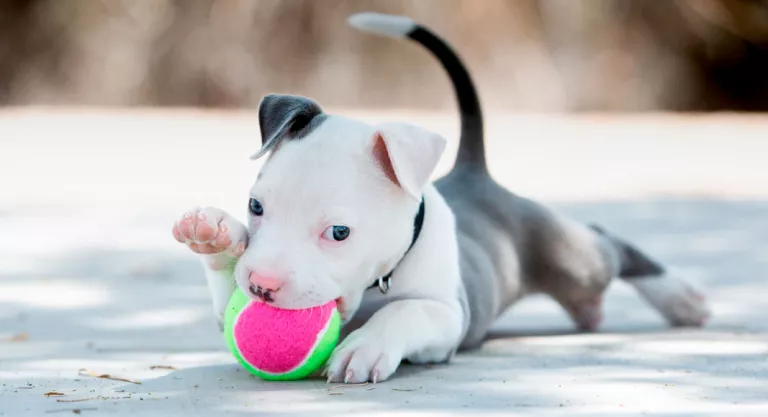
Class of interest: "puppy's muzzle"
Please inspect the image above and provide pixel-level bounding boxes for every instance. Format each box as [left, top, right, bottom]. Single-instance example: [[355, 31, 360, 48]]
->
[[248, 272, 282, 303]]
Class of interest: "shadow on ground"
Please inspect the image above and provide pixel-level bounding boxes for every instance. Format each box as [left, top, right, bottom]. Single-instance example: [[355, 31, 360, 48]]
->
[[1, 198, 767, 416]]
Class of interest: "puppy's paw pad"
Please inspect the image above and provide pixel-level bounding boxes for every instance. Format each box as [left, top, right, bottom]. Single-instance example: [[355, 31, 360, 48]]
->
[[172, 207, 247, 260], [325, 332, 401, 384]]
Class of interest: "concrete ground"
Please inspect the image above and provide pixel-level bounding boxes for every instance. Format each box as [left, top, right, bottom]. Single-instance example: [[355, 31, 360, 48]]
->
[[1, 109, 766, 416]]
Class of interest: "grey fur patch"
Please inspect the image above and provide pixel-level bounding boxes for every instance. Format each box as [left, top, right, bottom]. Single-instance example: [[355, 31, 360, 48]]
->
[[588, 224, 665, 278], [435, 169, 669, 350], [251, 94, 327, 160]]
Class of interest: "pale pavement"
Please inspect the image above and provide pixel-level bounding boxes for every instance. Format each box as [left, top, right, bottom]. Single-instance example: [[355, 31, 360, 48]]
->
[[0, 108, 766, 416]]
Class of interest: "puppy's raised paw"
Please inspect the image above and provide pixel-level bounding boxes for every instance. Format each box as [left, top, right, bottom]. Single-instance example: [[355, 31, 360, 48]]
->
[[325, 330, 402, 384], [172, 207, 248, 269]]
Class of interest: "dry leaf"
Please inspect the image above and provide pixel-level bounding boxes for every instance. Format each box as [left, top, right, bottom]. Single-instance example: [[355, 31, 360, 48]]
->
[[56, 397, 98, 403], [78, 369, 141, 385], [6, 332, 29, 342], [149, 365, 177, 371], [56, 395, 130, 403], [72, 410, 81, 415], [44, 391, 65, 397]]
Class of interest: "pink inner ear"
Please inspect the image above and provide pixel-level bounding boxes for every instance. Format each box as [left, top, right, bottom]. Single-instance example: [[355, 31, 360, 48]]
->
[[372, 132, 400, 187]]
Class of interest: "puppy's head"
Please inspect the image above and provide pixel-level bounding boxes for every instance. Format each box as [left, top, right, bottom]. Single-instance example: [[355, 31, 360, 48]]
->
[[234, 94, 446, 311]]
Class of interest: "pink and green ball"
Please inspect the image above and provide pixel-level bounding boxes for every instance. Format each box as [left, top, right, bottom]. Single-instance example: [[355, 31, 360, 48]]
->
[[224, 288, 341, 381]]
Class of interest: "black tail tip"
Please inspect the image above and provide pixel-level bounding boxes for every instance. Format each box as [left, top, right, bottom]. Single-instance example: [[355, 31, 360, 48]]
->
[[589, 223, 666, 278]]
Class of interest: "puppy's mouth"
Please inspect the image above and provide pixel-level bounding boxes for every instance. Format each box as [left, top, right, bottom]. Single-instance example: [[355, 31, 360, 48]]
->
[[244, 282, 340, 312], [335, 296, 352, 323]]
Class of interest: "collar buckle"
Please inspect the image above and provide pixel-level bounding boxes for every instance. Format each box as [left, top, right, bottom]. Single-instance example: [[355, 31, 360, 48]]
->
[[376, 276, 392, 294], [377, 275, 392, 294]]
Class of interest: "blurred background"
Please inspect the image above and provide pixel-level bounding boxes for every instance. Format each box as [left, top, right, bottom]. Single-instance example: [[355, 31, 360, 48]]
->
[[2, 2, 768, 414], [1, 0, 768, 112]]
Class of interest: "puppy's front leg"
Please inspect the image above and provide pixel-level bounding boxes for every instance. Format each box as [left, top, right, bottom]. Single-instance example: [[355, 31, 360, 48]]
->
[[326, 298, 463, 384], [172, 207, 249, 329]]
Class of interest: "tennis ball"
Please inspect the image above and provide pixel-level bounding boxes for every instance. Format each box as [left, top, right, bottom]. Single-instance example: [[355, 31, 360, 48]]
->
[[224, 288, 341, 381]]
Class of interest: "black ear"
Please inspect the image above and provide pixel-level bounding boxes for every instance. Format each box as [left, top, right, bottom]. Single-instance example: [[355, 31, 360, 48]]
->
[[251, 94, 325, 159]]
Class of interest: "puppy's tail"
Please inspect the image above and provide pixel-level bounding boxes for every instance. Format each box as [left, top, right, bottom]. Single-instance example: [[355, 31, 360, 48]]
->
[[588, 224, 666, 279], [348, 12, 486, 173]]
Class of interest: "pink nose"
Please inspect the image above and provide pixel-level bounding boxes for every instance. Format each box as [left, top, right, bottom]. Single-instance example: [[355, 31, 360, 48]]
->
[[248, 272, 283, 292]]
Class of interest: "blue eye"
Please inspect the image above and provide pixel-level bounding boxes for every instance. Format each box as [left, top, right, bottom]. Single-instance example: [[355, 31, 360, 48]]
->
[[249, 198, 264, 216], [323, 225, 350, 241]]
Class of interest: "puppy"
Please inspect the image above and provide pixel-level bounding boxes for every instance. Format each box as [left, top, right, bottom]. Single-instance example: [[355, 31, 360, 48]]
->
[[172, 12, 710, 384]]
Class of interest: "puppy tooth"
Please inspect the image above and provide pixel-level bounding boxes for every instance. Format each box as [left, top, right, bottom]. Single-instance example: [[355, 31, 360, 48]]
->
[[344, 370, 353, 384], [198, 213, 206, 221]]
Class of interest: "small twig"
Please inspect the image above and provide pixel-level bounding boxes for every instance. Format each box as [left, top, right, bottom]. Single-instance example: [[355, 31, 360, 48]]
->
[[44, 392, 65, 397], [149, 365, 177, 371], [326, 382, 369, 391], [78, 369, 141, 385], [56, 396, 130, 403], [55, 397, 98, 403]]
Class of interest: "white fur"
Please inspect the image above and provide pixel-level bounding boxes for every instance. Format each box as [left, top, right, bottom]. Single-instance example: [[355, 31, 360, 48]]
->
[[202, 260, 236, 330], [324, 184, 464, 382], [629, 271, 711, 326], [347, 13, 416, 38]]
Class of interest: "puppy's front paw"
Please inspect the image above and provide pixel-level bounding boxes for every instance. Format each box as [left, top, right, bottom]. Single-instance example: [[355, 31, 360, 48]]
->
[[172, 207, 247, 269], [325, 330, 402, 384]]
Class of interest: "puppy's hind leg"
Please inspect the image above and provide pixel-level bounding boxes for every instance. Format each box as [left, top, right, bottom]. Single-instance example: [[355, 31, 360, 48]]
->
[[590, 224, 711, 327]]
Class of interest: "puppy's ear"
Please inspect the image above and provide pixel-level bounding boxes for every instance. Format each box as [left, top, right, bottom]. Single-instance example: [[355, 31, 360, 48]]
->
[[251, 94, 325, 160], [372, 122, 446, 200]]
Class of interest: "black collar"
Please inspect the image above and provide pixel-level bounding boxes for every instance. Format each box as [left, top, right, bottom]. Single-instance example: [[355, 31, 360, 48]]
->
[[368, 197, 426, 294]]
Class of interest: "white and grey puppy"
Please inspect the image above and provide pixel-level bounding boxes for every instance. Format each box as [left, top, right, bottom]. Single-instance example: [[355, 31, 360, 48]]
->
[[172, 12, 711, 384]]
